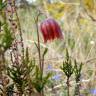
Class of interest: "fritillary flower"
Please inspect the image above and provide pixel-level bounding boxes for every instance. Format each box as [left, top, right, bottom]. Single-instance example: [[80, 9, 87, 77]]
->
[[40, 18, 63, 43]]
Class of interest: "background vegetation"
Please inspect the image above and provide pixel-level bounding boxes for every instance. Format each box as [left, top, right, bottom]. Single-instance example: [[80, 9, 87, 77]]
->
[[0, 0, 96, 96], [17, 0, 96, 95]]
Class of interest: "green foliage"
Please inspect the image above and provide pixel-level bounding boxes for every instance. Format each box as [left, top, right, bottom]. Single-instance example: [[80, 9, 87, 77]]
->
[[61, 49, 74, 78], [73, 60, 83, 96], [7, 66, 27, 94], [42, 48, 48, 58], [2, 23, 13, 51], [0, 0, 6, 10], [7, 48, 35, 94], [32, 65, 52, 93], [0, 1, 14, 95], [0, 9, 13, 52], [74, 60, 83, 82], [6, 84, 14, 96]]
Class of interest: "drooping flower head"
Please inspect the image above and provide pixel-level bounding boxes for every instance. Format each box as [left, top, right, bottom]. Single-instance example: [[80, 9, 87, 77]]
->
[[40, 18, 63, 43]]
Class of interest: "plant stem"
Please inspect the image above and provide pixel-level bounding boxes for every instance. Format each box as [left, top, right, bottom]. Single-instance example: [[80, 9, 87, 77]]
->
[[39, 91, 44, 96], [67, 77, 70, 96], [0, 53, 3, 82], [35, 12, 42, 70], [13, 0, 24, 60], [35, 12, 44, 96], [74, 81, 80, 96]]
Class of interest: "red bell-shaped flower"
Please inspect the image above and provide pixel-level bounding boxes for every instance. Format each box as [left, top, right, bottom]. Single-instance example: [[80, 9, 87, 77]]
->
[[40, 18, 63, 43]]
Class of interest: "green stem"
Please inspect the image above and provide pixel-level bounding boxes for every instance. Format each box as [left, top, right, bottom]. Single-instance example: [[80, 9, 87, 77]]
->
[[35, 12, 44, 96], [35, 12, 42, 70]]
